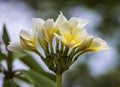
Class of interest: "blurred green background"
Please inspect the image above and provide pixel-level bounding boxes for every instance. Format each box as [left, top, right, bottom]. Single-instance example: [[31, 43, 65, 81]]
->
[[0, 0, 120, 87]]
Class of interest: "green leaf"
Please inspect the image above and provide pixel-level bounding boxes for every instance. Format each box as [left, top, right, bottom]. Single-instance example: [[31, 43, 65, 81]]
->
[[20, 54, 44, 71], [13, 51, 55, 81], [3, 79, 19, 87], [0, 43, 7, 61], [2, 24, 12, 61], [15, 75, 31, 84], [13, 51, 28, 59], [19, 53, 56, 81], [21, 70, 56, 87], [0, 51, 6, 61], [2, 24, 10, 46]]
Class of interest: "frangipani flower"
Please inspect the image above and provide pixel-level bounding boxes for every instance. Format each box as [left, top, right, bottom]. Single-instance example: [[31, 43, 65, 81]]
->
[[7, 28, 37, 52], [54, 17, 89, 48], [33, 12, 67, 42]]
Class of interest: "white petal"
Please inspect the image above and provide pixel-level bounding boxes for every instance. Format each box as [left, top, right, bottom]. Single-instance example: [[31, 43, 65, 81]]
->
[[44, 19, 54, 29], [73, 28, 88, 41], [32, 18, 45, 31], [69, 17, 89, 28], [7, 41, 22, 51], [94, 38, 109, 48], [66, 44, 74, 47], [20, 30, 31, 40], [53, 33, 64, 41], [58, 23, 71, 38], [93, 38, 107, 46], [88, 38, 110, 51], [67, 17, 80, 29], [55, 11, 67, 26], [78, 18, 89, 28]]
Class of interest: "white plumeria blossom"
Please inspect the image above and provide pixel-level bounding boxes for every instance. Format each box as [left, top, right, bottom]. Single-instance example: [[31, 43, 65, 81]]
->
[[7, 28, 37, 51], [54, 14, 89, 48]]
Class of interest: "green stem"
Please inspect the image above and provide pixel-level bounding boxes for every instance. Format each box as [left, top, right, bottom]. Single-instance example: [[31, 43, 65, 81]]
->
[[56, 74, 62, 87]]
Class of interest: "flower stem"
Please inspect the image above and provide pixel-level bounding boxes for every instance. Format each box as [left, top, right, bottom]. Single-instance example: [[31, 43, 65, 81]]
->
[[56, 74, 62, 87]]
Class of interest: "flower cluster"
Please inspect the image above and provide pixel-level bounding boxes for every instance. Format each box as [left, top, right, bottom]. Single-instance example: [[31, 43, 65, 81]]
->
[[7, 12, 109, 74]]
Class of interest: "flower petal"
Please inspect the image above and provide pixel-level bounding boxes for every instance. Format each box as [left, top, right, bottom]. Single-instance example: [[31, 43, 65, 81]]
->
[[55, 11, 67, 26], [7, 41, 21, 51], [67, 17, 80, 31], [42, 28, 49, 42], [20, 30, 32, 40], [54, 33, 74, 47], [20, 29, 37, 51], [44, 19, 54, 30], [71, 28, 88, 47], [78, 36, 93, 50], [59, 23, 71, 39], [87, 38, 109, 51], [53, 33, 64, 41], [69, 17, 89, 28], [32, 18, 45, 31]]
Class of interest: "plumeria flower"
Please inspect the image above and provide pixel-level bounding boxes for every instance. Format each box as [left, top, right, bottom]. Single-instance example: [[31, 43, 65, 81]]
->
[[54, 16, 89, 48], [33, 12, 67, 42], [7, 28, 37, 52]]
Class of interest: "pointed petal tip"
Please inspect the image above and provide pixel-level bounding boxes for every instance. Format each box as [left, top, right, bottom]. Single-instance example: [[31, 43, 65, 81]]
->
[[60, 11, 63, 15]]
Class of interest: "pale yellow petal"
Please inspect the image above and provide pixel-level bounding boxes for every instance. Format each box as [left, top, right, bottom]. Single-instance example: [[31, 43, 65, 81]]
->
[[20, 30, 32, 40], [72, 28, 88, 47], [54, 33, 74, 47], [58, 23, 88, 48], [53, 33, 64, 41], [20, 29, 37, 51], [59, 23, 71, 40], [87, 38, 109, 51], [78, 36, 93, 50], [32, 18, 45, 31], [7, 41, 21, 51], [70, 17, 89, 28], [68, 17, 80, 31], [44, 19, 54, 30], [41, 28, 49, 42], [55, 11, 67, 26]]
